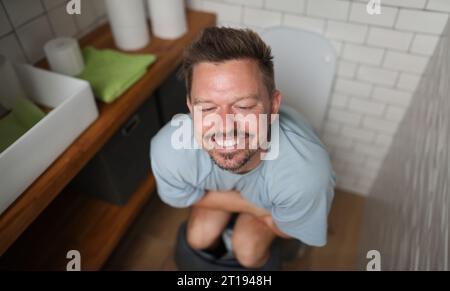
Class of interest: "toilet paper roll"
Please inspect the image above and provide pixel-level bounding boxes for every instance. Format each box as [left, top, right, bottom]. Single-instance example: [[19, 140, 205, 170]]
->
[[44, 37, 84, 76], [0, 55, 27, 109], [105, 0, 150, 51], [148, 0, 187, 40]]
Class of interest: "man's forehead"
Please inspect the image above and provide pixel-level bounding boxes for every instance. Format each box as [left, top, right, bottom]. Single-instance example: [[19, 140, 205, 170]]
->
[[192, 59, 261, 80], [193, 58, 258, 68], [191, 94, 260, 105]]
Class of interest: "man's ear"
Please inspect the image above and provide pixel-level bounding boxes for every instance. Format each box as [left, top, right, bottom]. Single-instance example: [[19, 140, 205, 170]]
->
[[271, 89, 282, 115]]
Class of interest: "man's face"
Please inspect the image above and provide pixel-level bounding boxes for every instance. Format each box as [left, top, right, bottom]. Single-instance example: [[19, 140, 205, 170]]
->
[[187, 59, 281, 173]]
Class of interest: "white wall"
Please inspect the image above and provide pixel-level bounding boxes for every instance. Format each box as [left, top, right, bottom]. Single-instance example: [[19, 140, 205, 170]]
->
[[0, 0, 107, 64], [358, 13, 450, 270], [187, 0, 450, 195], [1, 0, 449, 196]]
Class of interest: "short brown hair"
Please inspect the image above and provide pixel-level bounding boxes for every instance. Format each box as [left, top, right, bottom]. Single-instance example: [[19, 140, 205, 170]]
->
[[182, 26, 275, 98]]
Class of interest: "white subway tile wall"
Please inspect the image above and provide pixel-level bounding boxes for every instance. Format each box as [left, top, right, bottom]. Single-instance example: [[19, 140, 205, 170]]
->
[[243, 7, 282, 27], [47, 4, 78, 37], [366, 27, 413, 50], [0, 33, 26, 62], [2, 0, 45, 28], [307, 0, 350, 21], [343, 43, 385, 65], [0, 3, 12, 36], [202, 1, 243, 23], [0, 0, 107, 63], [410, 33, 441, 55], [15, 15, 53, 63], [186, 0, 449, 196], [42, 0, 66, 11], [0, 0, 449, 196], [325, 20, 368, 43], [283, 13, 326, 34], [427, 0, 450, 12], [395, 9, 448, 34], [349, 2, 398, 27], [265, 0, 305, 13]]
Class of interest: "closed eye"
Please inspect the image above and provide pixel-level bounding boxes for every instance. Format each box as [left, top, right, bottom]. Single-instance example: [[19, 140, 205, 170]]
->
[[236, 105, 255, 110], [201, 107, 216, 112]]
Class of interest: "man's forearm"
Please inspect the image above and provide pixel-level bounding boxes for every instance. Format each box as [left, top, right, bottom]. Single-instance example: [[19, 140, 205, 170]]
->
[[194, 190, 269, 217], [259, 214, 291, 239], [194, 190, 291, 239]]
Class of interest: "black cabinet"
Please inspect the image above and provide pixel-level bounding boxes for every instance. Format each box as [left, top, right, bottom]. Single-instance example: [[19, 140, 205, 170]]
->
[[71, 68, 190, 205], [71, 95, 161, 205], [155, 66, 189, 125]]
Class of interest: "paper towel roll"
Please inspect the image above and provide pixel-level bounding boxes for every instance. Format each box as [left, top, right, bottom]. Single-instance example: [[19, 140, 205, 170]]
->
[[105, 0, 150, 51], [0, 55, 26, 109], [148, 0, 187, 40], [145, 0, 151, 20], [44, 37, 84, 76]]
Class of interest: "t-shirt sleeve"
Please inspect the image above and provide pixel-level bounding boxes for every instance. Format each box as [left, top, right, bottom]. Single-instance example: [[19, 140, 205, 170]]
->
[[271, 181, 334, 246], [149, 122, 205, 208], [269, 133, 336, 246]]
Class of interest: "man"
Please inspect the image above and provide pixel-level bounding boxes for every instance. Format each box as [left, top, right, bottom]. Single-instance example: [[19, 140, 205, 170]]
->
[[150, 27, 335, 269]]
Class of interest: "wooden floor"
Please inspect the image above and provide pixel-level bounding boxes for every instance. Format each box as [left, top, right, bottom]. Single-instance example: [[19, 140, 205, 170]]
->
[[104, 190, 365, 271]]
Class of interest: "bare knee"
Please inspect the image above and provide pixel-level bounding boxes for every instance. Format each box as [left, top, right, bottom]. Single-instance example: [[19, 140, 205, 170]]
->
[[186, 210, 229, 250], [232, 232, 270, 268], [187, 221, 217, 250]]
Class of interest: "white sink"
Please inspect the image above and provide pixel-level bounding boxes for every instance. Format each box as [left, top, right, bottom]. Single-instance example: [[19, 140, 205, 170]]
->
[[0, 64, 98, 215]]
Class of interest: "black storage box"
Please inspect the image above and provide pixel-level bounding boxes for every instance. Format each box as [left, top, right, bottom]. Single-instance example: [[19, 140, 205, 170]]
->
[[71, 95, 161, 205], [155, 66, 189, 124]]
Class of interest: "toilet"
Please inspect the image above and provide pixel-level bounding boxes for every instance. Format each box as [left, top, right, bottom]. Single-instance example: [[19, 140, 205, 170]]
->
[[175, 222, 282, 271], [261, 26, 336, 133], [174, 27, 337, 271]]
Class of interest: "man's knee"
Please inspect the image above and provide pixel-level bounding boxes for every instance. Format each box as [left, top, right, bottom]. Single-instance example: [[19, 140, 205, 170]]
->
[[232, 231, 270, 268], [186, 211, 227, 250]]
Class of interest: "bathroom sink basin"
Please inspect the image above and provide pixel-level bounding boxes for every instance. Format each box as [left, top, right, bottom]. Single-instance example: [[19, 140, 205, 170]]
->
[[0, 64, 98, 215]]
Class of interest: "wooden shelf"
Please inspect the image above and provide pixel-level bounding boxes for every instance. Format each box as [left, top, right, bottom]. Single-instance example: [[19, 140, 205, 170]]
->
[[0, 175, 155, 270], [0, 10, 216, 259]]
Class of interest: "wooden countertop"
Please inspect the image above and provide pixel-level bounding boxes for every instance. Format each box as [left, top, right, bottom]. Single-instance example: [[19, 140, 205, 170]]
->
[[0, 10, 216, 258]]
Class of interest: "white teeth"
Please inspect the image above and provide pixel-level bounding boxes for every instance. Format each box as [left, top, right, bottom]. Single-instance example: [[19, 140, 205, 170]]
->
[[215, 137, 238, 148], [224, 139, 237, 147]]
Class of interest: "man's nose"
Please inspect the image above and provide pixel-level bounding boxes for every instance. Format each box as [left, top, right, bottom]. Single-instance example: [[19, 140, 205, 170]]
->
[[218, 108, 236, 134]]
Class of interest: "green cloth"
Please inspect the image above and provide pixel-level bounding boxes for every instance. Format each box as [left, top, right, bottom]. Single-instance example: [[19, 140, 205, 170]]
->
[[78, 47, 157, 103], [0, 98, 46, 153]]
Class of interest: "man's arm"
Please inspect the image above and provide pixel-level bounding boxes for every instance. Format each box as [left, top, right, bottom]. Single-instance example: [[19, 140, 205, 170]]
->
[[194, 190, 268, 216], [194, 190, 291, 238]]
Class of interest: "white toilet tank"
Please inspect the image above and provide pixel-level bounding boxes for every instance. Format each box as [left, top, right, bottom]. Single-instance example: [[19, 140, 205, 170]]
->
[[261, 27, 336, 132]]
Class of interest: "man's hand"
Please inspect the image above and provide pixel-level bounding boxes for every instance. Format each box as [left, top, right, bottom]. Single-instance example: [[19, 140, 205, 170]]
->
[[193, 189, 269, 217], [257, 214, 291, 239], [194, 190, 290, 238]]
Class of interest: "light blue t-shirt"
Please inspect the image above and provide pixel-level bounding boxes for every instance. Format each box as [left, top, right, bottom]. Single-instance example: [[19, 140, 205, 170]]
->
[[149, 106, 335, 246]]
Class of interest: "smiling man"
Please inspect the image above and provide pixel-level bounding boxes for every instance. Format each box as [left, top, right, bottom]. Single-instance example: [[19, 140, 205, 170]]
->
[[150, 27, 335, 269]]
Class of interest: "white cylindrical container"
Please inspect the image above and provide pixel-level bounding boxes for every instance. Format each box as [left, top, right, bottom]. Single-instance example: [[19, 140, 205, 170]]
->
[[0, 55, 27, 109], [148, 0, 187, 40], [44, 37, 85, 76], [105, 0, 150, 51]]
